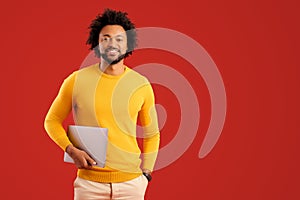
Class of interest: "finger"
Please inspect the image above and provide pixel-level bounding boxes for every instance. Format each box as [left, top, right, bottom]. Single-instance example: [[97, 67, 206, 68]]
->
[[76, 161, 83, 169], [85, 154, 97, 166], [81, 157, 90, 169], [75, 158, 85, 169]]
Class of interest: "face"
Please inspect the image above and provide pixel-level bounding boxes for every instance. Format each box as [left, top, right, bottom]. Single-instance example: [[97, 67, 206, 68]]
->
[[98, 25, 128, 65]]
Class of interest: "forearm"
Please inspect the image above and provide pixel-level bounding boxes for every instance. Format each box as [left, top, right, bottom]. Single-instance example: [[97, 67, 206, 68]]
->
[[142, 132, 160, 171], [138, 83, 161, 171], [44, 100, 73, 151], [44, 115, 72, 151]]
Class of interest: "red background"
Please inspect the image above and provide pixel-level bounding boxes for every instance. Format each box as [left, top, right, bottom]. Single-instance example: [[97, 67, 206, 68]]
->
[[1, 0, 299, 199]]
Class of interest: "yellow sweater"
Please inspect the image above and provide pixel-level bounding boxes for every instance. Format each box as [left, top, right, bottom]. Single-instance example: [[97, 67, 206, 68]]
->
[[44, 64, 160, 183]]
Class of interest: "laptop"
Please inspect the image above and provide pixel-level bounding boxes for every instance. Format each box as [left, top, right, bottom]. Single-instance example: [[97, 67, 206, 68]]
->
[[64, 125, 108, 168]]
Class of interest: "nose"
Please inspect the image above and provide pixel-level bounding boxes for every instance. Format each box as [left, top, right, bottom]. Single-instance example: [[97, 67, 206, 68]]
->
[[107, 38, 117, 48]]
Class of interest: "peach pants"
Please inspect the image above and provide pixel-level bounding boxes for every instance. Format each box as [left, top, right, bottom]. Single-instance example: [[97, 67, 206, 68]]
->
[[74, 175, 148, 200]]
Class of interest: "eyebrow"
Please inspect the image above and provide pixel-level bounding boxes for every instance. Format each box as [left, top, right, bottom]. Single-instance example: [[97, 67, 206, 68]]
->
[[101, 34, 125, 38]]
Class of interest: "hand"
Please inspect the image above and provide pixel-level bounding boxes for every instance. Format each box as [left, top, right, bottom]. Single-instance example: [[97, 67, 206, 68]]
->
[[142, 169, 152, 174], [142, 169, 152, 182], [66, 145, 96, 169]]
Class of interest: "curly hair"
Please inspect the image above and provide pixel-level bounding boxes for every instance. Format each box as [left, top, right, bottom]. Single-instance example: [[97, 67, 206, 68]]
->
[[86, 8, 137, 58]]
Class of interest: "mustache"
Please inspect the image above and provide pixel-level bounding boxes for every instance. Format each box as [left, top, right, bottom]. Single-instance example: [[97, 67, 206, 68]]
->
[[105, 47, 120, 53], [100, 52, 128, 65]]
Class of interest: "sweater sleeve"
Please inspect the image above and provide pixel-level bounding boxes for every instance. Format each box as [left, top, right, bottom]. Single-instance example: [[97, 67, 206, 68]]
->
[[44, 72, 76, 151], [139, 83, 160, 171]]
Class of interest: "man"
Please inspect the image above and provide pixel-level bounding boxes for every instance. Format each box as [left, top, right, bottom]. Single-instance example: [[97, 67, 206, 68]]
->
[[44, 9, 160, 200]]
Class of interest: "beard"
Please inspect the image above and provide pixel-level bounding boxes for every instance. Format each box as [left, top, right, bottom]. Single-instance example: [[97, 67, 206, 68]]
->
[[100, 48, 128, 65]]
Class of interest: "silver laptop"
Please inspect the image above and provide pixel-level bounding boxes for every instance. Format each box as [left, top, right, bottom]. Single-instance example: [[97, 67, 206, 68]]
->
[[64, 125, 108, 168]]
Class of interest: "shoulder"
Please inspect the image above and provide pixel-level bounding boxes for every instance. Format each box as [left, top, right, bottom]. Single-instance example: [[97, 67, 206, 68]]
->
[[59, 64, 99, 90], [76, 63, 99, 74], [125, 66, 150, 85], [124, 67, 155, 97], [66, 63, 100, 81]]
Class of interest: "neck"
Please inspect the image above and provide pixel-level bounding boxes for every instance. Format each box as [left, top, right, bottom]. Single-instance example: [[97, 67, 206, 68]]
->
[[99, 59, 125, 76]]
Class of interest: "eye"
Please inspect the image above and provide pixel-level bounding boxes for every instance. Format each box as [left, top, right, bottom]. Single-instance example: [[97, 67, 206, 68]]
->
[[100, 37, 109, 43], [116, 38, 123, 42]]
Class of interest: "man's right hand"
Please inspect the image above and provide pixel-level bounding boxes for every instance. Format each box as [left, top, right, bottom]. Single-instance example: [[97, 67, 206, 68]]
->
[[66, 144, 96, 169]]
